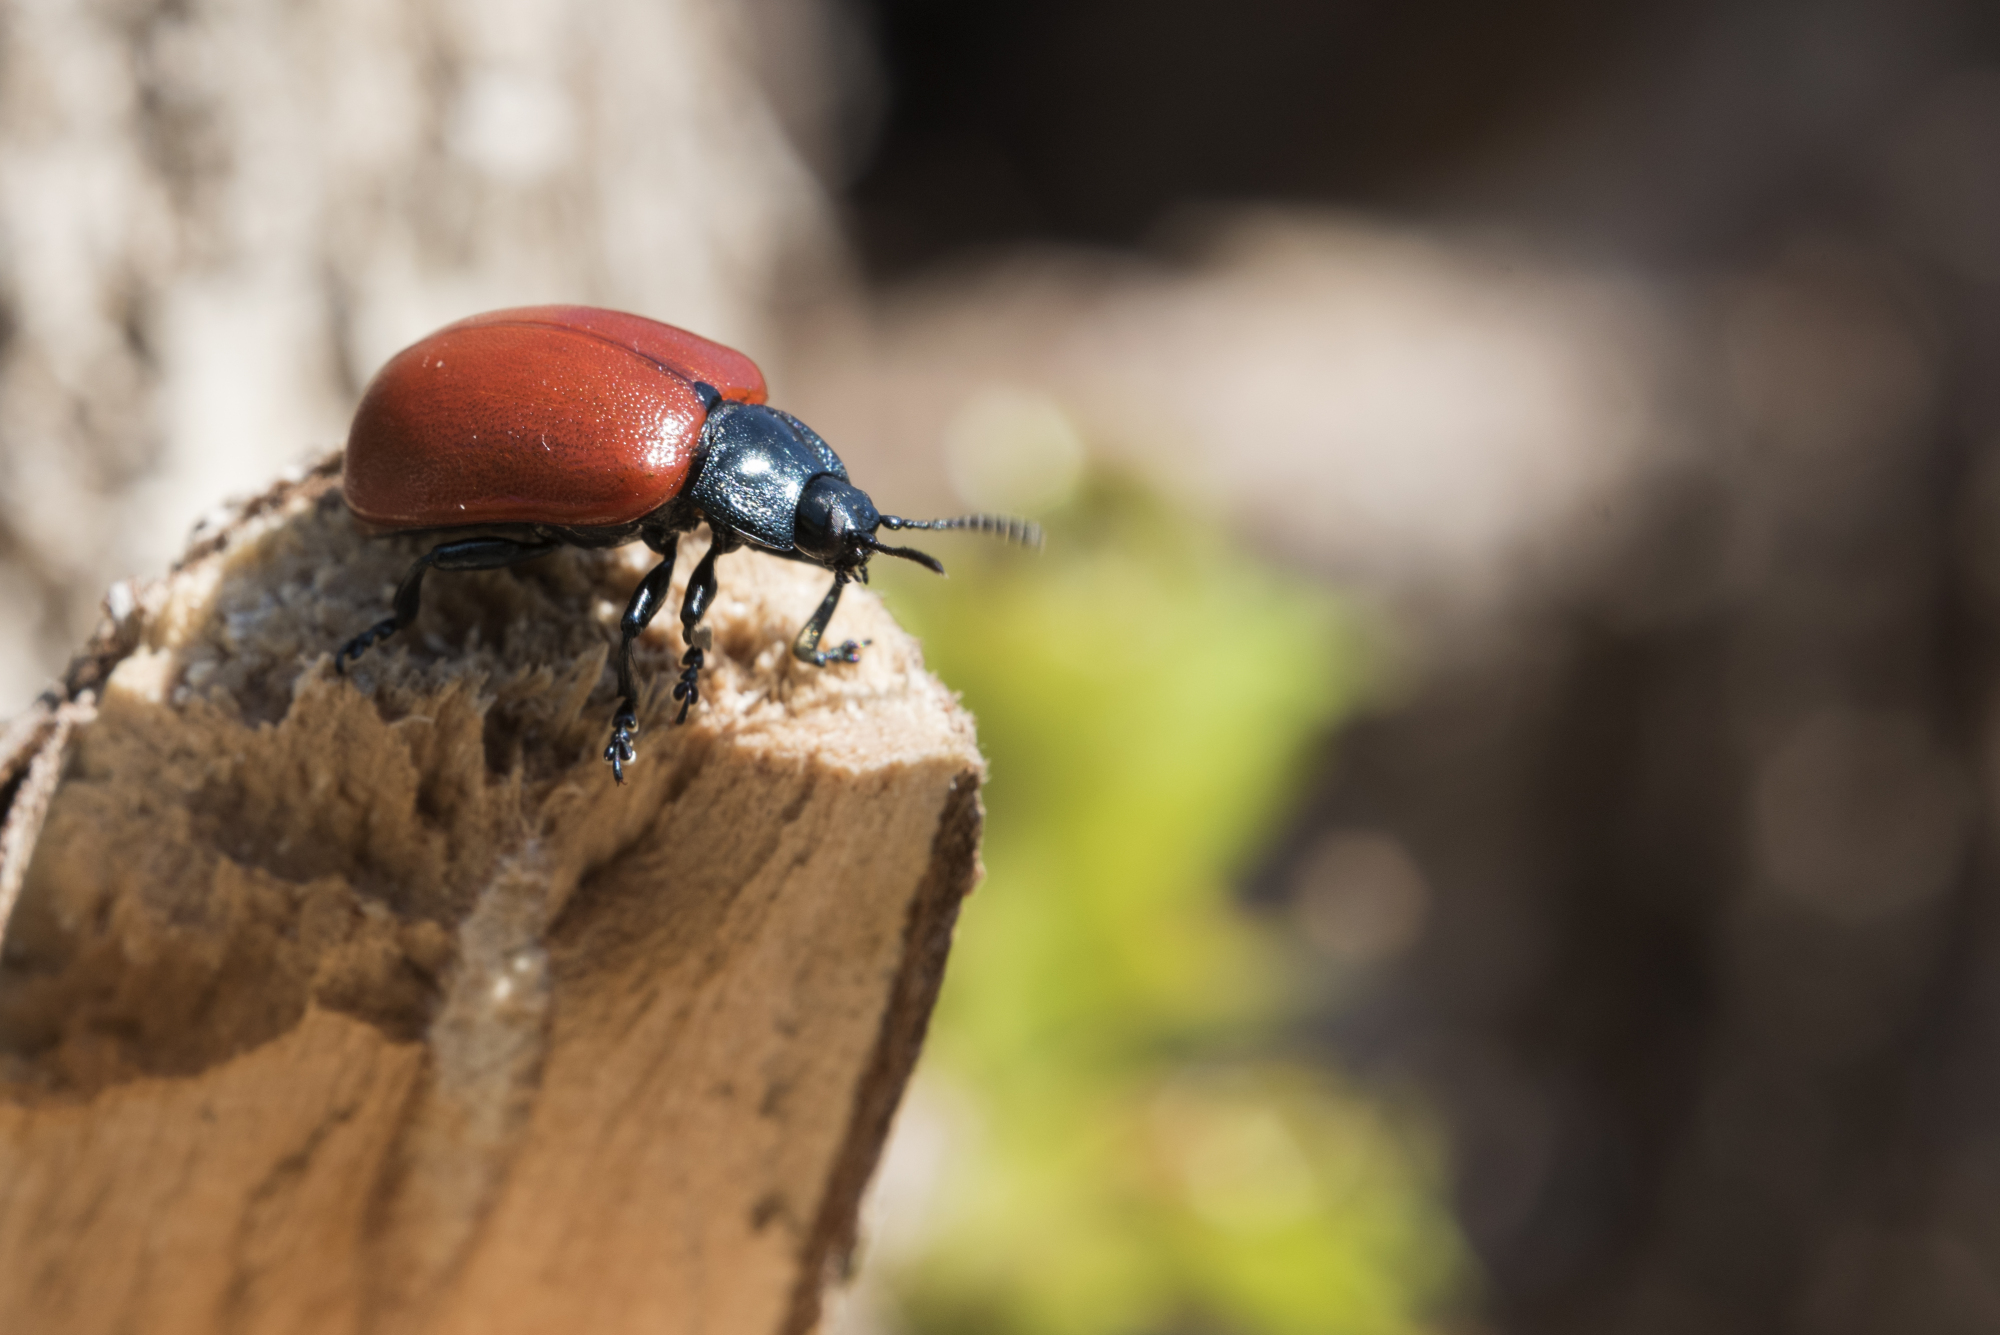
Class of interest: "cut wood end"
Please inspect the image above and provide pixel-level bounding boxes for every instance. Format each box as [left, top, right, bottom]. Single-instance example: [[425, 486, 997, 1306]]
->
[[0, 452, 986, 1335]]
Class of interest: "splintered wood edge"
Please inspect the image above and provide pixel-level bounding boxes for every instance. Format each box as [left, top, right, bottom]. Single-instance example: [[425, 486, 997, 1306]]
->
[[0, 455, 343, 939], [0, 698, 82, 942]]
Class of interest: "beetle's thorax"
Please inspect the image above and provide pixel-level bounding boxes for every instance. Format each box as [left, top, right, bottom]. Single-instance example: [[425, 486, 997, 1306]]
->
[[686, 396, 950, 578], [689, 401, 849, 554]]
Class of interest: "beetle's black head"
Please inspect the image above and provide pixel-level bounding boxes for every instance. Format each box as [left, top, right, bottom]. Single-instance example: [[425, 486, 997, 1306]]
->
[[795, 472, 962, 577], [691, 392, 1042, 576], [795, 474, 1047, 577]]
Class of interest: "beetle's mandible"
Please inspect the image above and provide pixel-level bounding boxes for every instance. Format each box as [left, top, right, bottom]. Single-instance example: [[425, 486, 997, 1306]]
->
[[335, 305, 1037, 782]]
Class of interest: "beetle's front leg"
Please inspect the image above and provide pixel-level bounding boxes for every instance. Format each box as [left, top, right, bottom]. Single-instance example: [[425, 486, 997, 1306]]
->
[[792, 572, 867, 667]]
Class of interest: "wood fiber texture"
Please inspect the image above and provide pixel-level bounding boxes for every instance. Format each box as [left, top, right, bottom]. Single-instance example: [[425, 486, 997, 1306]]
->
[[0, 456, 984, 1335]]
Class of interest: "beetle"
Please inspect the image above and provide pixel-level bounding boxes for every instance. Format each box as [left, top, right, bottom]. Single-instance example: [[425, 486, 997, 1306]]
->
[[336, 305, 1037, 783]]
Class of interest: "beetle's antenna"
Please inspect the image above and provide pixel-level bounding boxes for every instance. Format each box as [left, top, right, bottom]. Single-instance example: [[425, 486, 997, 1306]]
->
[[861, 535, 947, 574], [880, 513, 1044, 549]]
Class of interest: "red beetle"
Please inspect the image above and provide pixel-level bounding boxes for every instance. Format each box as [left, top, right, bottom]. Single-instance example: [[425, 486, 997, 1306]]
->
[[338, 305, 1035, 782]]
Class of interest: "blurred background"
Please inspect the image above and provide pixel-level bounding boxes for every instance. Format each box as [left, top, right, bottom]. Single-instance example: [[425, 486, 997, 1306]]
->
[[4, 0, 2000, 1331]]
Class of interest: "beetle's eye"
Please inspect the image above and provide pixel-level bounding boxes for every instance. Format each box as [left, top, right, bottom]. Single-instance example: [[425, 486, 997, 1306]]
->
[[793, 474, 850, 562]]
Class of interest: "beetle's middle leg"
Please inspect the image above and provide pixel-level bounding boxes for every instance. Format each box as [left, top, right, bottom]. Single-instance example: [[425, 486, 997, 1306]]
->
[[670, 531, 737, 725], [603, 532, 678, 784], [336, 536, 557, 671]]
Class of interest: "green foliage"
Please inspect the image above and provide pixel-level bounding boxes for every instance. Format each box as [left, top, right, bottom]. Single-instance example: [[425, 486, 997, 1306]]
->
[[872, 476, 1465, 1335]]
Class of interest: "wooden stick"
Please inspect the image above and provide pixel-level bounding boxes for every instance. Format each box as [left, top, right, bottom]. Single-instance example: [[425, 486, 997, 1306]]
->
[[0, 456, 984, 1335]]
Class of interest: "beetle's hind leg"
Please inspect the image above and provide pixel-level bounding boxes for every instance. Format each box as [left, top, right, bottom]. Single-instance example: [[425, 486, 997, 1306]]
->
[[792, 572, 868, 668], [336, 536, 558, 672], [603, 533, 678, 784]]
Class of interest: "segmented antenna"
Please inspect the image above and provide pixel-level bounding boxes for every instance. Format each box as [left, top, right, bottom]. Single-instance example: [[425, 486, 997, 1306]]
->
[[880, 513, 1044, 549]]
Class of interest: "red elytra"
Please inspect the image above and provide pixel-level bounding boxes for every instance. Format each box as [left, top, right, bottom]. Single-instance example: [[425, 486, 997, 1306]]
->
[[342, 305, 768, 530]]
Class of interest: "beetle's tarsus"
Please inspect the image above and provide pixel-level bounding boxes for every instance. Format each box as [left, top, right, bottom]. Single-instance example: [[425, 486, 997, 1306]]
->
[[803, 638, 867, 668], [334, 617, 398, 672], [603, 709, 637, 784], [672, 646, 705, 723]]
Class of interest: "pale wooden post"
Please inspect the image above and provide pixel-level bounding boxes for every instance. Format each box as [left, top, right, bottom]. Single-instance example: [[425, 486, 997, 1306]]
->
[[0, 457, 983, 1335]]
